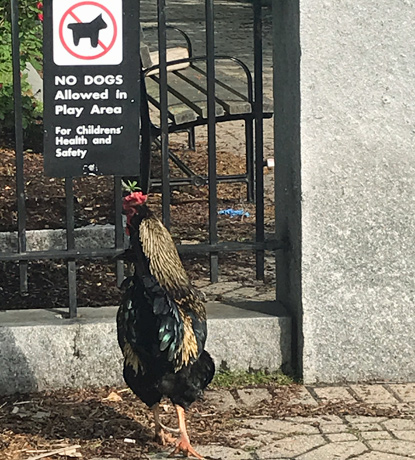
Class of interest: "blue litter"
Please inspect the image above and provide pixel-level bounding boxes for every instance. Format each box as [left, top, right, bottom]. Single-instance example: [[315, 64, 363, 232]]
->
[[218, 208, 250, 218]]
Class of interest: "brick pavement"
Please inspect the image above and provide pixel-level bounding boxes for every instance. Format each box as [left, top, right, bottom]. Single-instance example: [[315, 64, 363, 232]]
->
[[145, 383, 415, 460]]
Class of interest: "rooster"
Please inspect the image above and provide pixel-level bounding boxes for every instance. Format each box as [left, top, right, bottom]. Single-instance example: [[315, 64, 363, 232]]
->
[[117, 191, 215, 459]]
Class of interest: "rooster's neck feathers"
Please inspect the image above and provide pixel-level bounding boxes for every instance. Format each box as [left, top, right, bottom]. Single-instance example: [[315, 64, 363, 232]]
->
[[129, 211, 206, 370], [139, 216, 190, 291]]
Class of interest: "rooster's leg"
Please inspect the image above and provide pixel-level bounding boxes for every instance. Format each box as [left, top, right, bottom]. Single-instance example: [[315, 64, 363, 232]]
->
[[152, 403, 177, 446], [169, 405, 204, 460]]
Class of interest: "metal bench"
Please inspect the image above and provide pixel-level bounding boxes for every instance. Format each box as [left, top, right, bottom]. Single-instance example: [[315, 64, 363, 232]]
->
[[138, 26, 273, 200]]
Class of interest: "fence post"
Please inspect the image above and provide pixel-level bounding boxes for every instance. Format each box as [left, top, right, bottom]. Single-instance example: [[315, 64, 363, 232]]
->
[[65, 178, 77, 317], [10, 0, 29, 294], [253, 0, 265, 281], [157, 0, 171, 229], [205, 0, 218, 283]]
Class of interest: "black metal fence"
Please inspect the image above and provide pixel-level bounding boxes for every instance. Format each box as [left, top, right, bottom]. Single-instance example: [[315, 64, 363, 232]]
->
[[1, 0, 278, 318]]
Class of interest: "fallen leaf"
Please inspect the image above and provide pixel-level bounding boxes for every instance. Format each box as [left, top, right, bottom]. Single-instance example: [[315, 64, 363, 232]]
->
[[103, 391, 122, 402]]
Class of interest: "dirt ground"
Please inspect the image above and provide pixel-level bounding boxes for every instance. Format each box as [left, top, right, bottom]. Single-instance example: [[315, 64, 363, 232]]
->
[[0, 384, 404, 460], [0, 140, 283, 460], [0, 140, 275, 310], [0, 142, 407, 460]]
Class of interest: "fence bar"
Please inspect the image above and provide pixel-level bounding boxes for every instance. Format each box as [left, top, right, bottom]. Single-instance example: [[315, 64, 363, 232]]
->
[[1, 0, 274, 310], [114, 176, 125, 286], [253, 0, 265, 280], [139, 74, 152, 194], [2, 249, 126, 262], [245, 121, 254, 202], [0, 238, 283, 262], [178, 240, 283, 253], [65, 178, 77, 317], [157, 0, 171, 228], [205, 0, 218, 282], [11, 0, 28, 294]]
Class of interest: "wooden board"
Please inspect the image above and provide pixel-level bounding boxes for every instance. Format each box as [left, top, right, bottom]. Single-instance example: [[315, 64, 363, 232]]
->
[[150, 72, 225, 119], [174, 67, 252, 115], [143, 48, 273, 127], [191, 63, 273, 114], [146, 78, 198, 125]]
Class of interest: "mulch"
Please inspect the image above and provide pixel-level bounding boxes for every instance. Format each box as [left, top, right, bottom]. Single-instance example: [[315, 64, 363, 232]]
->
[[0, 141, 408, 460], [0, 140, 275, 310], [0, 140, 285, 459], [0, 384, 404, 460]]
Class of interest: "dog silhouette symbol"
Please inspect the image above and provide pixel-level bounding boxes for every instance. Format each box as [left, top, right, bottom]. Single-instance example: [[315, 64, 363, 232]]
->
[[68, 14, 107, 48]]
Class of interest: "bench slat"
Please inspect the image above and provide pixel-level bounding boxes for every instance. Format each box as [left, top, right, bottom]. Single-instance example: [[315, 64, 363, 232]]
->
[[146, 78, 198, 125], [174, 66, 252, 115], [150, 72, 225, 119], [192, 63, 273, 114]]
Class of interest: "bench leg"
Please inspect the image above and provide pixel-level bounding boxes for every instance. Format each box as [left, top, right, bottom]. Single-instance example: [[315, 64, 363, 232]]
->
[[153, 137, 205, 187], [188, 127, 196, 151], [245, 119, 255, 202]]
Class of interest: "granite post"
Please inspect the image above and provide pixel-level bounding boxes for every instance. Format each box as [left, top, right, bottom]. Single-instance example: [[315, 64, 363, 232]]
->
[[274, 0, 415, 382]]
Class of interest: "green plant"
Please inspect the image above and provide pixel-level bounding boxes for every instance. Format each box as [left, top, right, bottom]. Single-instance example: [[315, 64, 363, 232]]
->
[[211, 369, 294, 389], [122, 180, 142, 193], [0, 0, 43, 134]]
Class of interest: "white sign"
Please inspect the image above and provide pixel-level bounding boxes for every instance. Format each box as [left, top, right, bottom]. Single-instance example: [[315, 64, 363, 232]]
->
[[53, 0, 123, 66]]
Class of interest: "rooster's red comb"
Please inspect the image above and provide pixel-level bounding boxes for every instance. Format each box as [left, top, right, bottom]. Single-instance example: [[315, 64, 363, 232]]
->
[[123, 192, 148, 209]]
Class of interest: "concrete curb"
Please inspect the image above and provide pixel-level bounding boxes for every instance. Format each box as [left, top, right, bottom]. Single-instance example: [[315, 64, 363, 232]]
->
[[0, 225, 124, 252], [0, 302, 291, 396]]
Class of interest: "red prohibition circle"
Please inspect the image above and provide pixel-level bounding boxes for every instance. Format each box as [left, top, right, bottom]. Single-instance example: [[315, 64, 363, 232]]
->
[[59, 1, 117, 60]]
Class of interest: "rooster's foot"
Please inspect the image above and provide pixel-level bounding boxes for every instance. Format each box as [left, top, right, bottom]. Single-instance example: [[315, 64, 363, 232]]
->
[[168, 437, 204, 459], [155, 429, 177, 446]]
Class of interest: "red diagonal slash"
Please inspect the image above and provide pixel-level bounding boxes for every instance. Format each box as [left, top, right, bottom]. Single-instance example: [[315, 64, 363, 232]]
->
[[69, 10, 108, 52]]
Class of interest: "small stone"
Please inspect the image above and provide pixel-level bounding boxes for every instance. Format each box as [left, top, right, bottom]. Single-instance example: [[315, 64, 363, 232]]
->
[[389, 383, 415, 403], [228, 428, 280, 449], [352, 453, 409, 460], [203, 389, 237, 410], [237, 388, 270, 406], [392, 431, 415, 442], [257, 434, 325, 458], [201, 282, 242, 296], [326, 433, 358, 442], [287, 387, 318, 406], [320, 424, 350, 434], [297, 441, 366, 460], [318, 415, 345, 424], [313, 386, 356, 403], [345, 415, 388, 424], [285, 415, 343, 425], [229, 287, 257, 299], [361, 431, 393, 440], [244, 419, 320, 435], [383, 418, 415, 431], [32, 411, 51, 419], [353, 423, 384, 432], [367, 440, 415, 457], [193, 444, 253, 459], [349, 385, 398, 404]]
